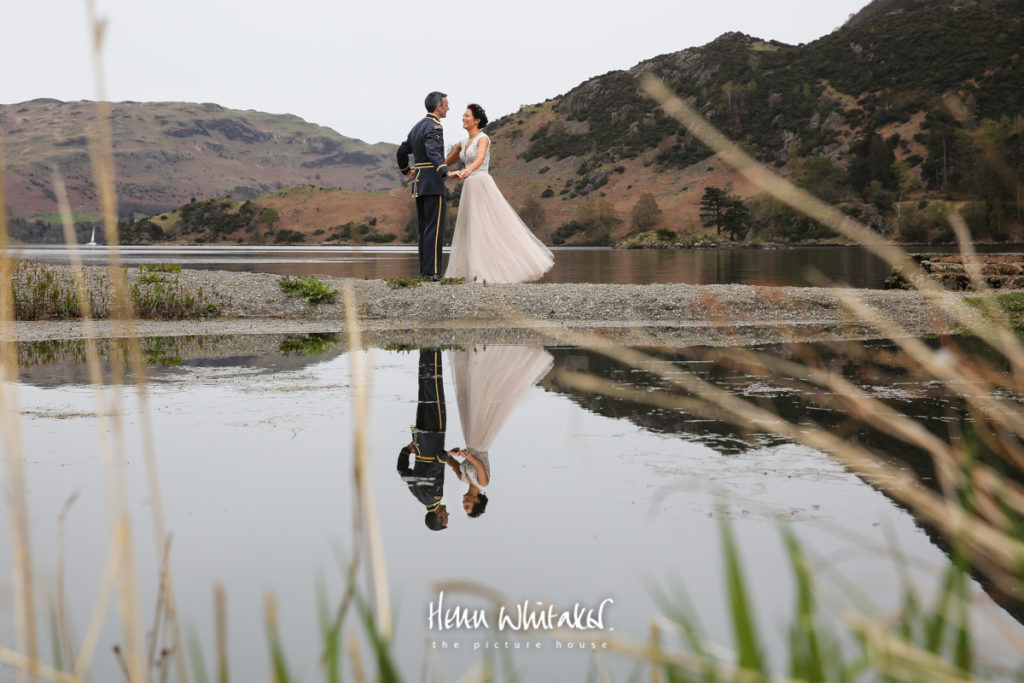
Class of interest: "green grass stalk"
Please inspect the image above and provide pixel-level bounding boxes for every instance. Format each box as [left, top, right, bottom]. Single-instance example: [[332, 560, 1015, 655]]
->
[[279, 275, 339, 303], [720, 518, 766, 675], [264, 593, 293, 683]]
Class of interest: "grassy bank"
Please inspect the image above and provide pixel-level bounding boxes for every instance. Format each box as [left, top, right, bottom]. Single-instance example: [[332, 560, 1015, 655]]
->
[[9, 261, 220, 320]]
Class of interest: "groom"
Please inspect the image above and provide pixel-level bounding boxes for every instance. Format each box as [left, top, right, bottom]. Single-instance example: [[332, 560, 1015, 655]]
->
[[397, 91, 451, 281], [396, 348, 451, 531]]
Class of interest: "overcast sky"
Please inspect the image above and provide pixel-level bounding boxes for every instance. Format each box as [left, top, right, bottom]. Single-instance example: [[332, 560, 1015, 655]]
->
[[3, 0, 870, 147]]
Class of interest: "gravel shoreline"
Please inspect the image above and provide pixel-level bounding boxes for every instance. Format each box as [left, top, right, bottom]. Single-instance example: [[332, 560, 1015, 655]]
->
[[8, 264, 964, 347]]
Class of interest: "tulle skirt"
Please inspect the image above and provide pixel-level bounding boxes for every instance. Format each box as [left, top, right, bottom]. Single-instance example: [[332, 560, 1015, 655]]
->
[[450, 345, 554, 455], [444, 173, 554, 284]]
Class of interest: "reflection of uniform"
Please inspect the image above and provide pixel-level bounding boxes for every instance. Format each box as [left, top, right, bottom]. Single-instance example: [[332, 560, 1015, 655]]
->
[[397, 114, 449, 279], [397, 348, 448, 512]]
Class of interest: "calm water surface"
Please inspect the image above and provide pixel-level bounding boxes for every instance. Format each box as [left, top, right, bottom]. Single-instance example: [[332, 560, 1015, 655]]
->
[[15, 244, 1024, 287], [3, 335, 1023, 680], [3, 243, 956, 287]]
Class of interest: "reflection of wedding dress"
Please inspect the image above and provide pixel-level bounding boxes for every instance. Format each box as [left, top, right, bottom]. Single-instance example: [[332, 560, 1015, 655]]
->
[[450, 345, 554, 484], [444, 133, 554, 283]]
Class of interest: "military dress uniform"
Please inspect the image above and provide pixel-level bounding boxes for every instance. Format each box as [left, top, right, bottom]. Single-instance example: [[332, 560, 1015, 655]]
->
[[397, 114, 449, 279], [396, 348, 448, 515]]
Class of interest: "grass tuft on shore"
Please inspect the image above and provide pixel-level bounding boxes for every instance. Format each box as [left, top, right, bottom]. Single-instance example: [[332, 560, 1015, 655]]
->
[[8, 260, 220, 320], [965, 291, 1024, 332], [278, 275, 339, 304]]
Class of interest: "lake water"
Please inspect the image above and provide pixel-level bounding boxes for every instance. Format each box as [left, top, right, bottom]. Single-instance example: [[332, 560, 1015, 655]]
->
[[12, 244, 1024, 288], [4, 334, 1023, 681], [13, 243, 1024, 288], [3, 243, 977, 287]]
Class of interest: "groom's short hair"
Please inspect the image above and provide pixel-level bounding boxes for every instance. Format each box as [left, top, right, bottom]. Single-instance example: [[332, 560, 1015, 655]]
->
[[425, 91, 447, 113]]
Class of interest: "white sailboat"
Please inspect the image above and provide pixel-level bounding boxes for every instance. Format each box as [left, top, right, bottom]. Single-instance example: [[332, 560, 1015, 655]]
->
[[86, 225, 97, 246]]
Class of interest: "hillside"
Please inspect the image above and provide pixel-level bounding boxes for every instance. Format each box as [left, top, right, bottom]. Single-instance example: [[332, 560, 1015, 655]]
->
[[122, 185, 414, 246], [0, 99, 402, 218], [479, 0, 1024, 244]]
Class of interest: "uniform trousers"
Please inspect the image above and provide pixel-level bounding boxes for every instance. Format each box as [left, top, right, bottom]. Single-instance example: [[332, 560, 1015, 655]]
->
[[416, 194, 446, 279]]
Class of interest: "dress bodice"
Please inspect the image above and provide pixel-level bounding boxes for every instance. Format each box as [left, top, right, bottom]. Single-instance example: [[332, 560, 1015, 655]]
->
[[458, 449, 490, 488], [460, 133, 490, 175]]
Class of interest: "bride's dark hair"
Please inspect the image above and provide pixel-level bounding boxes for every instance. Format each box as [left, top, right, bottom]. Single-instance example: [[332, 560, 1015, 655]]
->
[[467, 103, 488, 129]]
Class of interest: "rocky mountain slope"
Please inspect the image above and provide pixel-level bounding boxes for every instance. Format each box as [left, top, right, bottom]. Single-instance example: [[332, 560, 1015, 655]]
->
[[0, 99, 402, 217]]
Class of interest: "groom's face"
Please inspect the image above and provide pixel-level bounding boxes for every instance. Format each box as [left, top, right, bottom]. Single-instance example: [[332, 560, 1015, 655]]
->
[[437, 97, 450, 118]]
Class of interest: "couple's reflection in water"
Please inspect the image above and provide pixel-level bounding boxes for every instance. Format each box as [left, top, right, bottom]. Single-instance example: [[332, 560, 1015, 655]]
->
[[396, 346, 554, 531]]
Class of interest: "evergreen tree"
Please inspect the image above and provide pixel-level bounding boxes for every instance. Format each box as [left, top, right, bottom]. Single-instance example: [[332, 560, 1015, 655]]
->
[[848, 131, 897, 193], [699, 186, 728, 235], [722, 198, 752, 241]]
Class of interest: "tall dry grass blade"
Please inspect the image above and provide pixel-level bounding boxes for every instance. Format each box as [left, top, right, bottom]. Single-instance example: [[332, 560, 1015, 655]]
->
[[342, 283, 391, 639], [160, 578, 188, 683], [215, 583, 228, 683], [0, 648, 80, 683], [0, 127, 40, 683], [345, 633, 368, 683], [73, 521, 126, 679], [846, 613, 972, 683], [81, 2, 189, 679], [56, 492, 81, 672], [147, 536, 172, 671], [80, 3, 147, 678], [451, 661, 486, 683], [649, 621, 662, 683], [52, 170, 109, 385]]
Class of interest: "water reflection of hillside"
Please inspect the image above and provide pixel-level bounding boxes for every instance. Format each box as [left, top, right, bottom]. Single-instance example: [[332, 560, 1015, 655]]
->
[[542, 340, 992, 459], [16, 333, 348, 387], [542, 339, 1024, 624]]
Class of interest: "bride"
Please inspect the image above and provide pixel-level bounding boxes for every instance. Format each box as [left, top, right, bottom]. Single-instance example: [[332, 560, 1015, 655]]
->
[[446, 345, 554, 519], [444, 104, 554, 284]]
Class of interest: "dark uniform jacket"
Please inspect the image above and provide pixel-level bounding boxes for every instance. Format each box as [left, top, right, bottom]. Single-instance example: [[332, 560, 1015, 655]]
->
[[397, 434, 448, 511], [397, 114, 449, 198]]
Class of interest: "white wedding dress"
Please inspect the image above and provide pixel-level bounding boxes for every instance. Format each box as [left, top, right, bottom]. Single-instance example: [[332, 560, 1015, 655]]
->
[[444, 133, 554, 283], [449, 345, 555, 485]]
